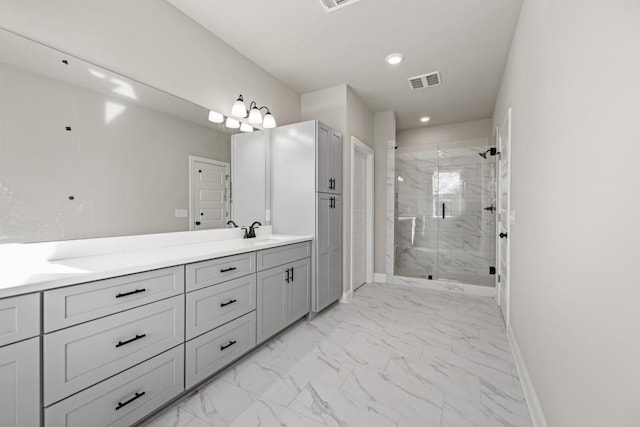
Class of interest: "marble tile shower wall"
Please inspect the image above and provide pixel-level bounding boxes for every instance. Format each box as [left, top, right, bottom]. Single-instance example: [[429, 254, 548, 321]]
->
[[395, 141, 496, 286]]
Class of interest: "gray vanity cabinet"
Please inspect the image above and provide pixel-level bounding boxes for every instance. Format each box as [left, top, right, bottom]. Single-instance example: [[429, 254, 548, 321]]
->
[[0, 337, 40, 427], [256, 243, 312, 344]]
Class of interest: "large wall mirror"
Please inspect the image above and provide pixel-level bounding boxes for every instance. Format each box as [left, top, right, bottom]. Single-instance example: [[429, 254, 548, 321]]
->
[[0, 28, 265, 243]]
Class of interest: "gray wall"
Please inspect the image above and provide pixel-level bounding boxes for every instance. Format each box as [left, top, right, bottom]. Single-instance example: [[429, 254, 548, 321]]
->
[[0, 64, 230, 242], [493, 0, 640, 425], [373, 111, 396, 273], [0, 0, 301, 126], [396, 119, 492, 147]]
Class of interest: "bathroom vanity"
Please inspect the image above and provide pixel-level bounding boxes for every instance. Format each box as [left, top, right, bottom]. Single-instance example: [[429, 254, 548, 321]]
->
[[0, 230, 311, 427]]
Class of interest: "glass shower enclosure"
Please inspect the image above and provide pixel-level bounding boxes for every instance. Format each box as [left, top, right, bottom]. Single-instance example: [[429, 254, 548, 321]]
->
[[394, 139, 497, 287]]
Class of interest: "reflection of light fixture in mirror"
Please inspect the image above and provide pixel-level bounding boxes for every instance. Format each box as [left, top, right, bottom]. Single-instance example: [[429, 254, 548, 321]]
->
[[240, 123, 254, 133], [208, 110, 224, 123], [225, 117, 240, 129], [248, 102, 262, 124], [397, 176, 404, 182], [263, 110, 276, 129], [232, 94, 276, 128], [231, 95, 248, 117]]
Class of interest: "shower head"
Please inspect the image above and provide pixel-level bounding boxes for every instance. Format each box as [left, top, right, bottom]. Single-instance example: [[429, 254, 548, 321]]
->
[[479, 147, 500, 159]]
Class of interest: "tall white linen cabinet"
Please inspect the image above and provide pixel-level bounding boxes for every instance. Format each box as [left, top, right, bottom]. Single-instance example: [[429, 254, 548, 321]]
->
[[233, 120, 343, 313]]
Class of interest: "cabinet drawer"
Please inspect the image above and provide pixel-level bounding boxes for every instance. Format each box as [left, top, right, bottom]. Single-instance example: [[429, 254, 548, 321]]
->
[[186, 274, 256, 340], [186, 311, 256, 388], [256, 241, 311, 271], [186, 252, 256, 292], [0, 337, 40, 427], [44, 295, 184, 406], [45, 346, 184, 427], [44, 266, 185, 333], [0, 293, 39, 348]]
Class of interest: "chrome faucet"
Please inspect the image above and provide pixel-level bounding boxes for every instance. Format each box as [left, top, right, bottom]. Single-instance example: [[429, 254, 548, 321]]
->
[[242, 221, 262, 239]]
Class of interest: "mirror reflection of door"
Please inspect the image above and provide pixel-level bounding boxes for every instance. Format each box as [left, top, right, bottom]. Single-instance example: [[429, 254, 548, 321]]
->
[[189, 156, 230, 230]]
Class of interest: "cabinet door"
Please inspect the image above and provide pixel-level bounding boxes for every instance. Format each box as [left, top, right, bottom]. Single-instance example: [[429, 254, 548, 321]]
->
[[287, 258, 311, 324], [315, 193, 332, 311], [329, 195, 343, 302], [256, 266, 288, 344], [0, 337, 40, 427], [316, 123, 332, 193], [330, 131, 343, 194]]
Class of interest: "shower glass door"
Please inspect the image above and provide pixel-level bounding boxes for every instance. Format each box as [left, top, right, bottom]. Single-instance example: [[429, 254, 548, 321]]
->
[[395, 139, 496, 287]]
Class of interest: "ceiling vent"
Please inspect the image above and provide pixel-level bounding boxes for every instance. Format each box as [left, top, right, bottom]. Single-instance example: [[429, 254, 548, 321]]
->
[[319, 0, 362, 13], [408, 71, 442, 90]]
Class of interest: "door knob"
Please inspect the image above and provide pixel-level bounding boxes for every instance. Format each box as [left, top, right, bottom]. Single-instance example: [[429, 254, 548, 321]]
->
[[499, 232, 508, 239], [195, 221, 201, 226]]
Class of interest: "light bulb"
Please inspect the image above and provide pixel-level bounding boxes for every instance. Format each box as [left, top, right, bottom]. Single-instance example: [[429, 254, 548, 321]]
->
[[248, 106, 263, 124], [262, 112, 276, 129], [231, 96, 247, 117], [240, 123, 254, 132], [208, 110, 224, 123], [225, 117, 240, 129]]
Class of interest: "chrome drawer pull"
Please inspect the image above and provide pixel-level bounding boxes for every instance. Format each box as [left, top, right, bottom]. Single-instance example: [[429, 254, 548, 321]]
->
[[220, 267, 237, 273], [115, 333, 146, 348], [220, 299, 237, 307], [115, 391, 146, 411], [220, 340, 237, 351], [115, 288, 146, 298]]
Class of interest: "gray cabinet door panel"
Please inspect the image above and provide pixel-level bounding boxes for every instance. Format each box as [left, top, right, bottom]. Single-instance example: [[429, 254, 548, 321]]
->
[[44, 266, 184, 332], [185, 311, 256, 388], [186, 252, 256, 292], [186, 274, 256, 340], [288, 258, 311, 324], [0, 293, 39, 348], [316, 123, 331, 193], [329, 196, 343, 303], [45, 346, 184, 427], [256, 266, 288, 344], [330, 131, 343, 195], [44, 295, 184, 406], [315, 194, 332, 311], [0, 337, 40, 427]]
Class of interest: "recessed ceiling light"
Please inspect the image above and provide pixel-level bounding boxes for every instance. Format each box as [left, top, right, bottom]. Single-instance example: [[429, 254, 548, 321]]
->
[[385, 53, 404, 65], [420, 116, 431, 123]]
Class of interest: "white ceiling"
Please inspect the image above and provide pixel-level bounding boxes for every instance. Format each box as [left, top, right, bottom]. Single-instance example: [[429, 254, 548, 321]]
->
[[166, 0, 522, 130]]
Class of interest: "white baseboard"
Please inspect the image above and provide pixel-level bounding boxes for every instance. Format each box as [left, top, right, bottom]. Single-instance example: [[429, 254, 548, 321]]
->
[[388, 275, 496, 298], [340, 290, 353, 303], [373, 273, 387, 283], [508, 326, 548, 427]]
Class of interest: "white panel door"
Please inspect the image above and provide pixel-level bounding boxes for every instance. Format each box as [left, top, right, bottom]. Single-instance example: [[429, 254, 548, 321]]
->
[[352, 150, 366, 290], [497, 108, 512, 326], [191, 157, 229, 230]]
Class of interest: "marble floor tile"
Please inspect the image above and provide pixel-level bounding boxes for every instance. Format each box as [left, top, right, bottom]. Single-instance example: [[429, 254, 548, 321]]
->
[[228, 398, 326, 427], [288, 381, 401, 427], [340, 366, 444, 424], [139, 283, 532, 427], [218, 359, 309, 406], [178, 379, 255, 426], [142, 406, 211, 427]]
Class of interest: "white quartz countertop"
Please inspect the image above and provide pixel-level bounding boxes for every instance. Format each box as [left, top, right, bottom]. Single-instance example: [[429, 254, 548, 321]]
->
[[0, 234, 311, 298]]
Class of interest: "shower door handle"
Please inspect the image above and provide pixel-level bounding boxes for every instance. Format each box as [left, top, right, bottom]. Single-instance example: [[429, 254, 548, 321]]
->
[[442, 203, 445, 219]]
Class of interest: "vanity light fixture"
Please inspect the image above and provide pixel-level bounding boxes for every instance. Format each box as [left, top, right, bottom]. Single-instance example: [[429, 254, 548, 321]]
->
[[225, 117, 240, 129], [231, 94, 277, 129], [240, 123, 254, 132], [385, 53, 404, 65], [208, 110, 224, 123]]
